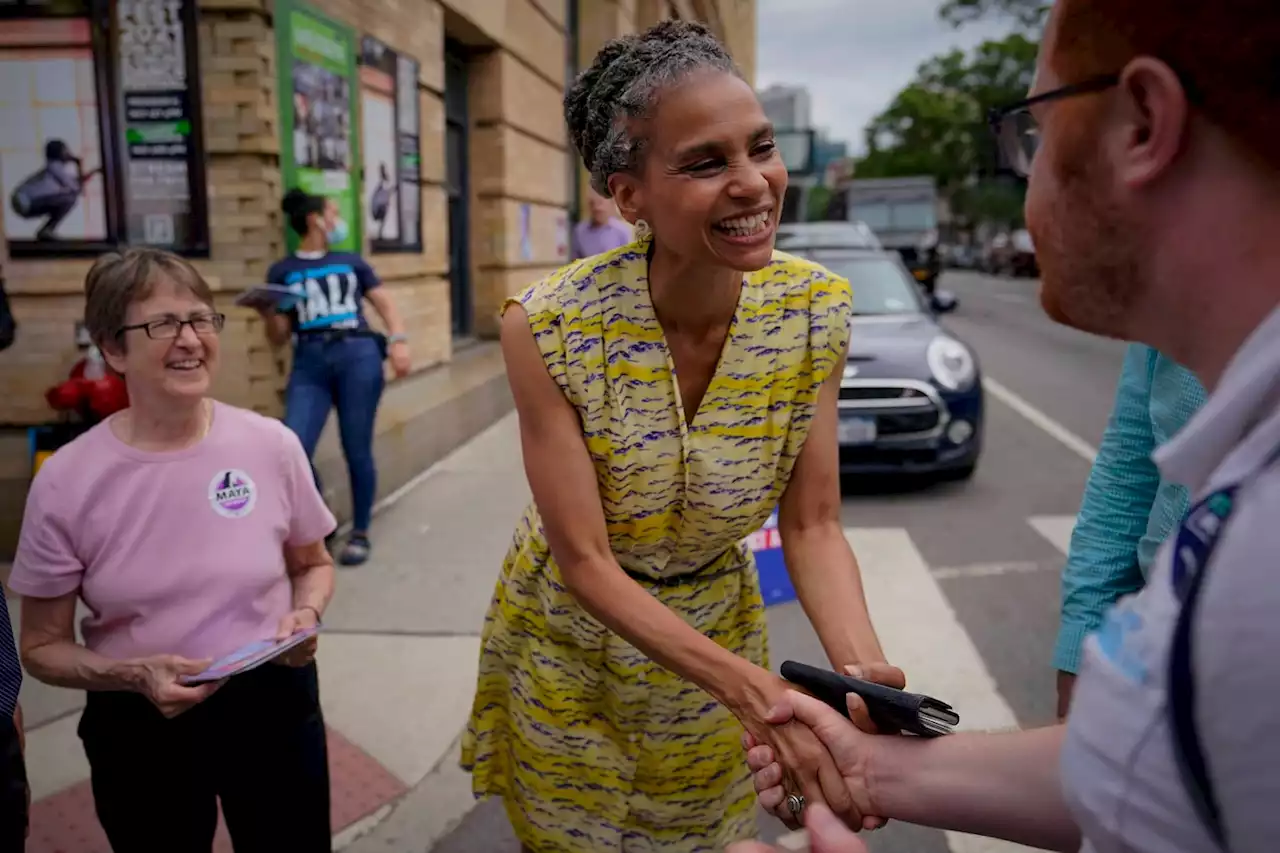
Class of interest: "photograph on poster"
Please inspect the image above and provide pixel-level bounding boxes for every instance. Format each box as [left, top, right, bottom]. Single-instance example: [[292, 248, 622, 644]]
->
[[395, 54, 421, 249], [359, 35, 421, 253], [277, 1, 360, 253], [292, 62, 350, 172], [0, 1, 208, 256], [360, 36, 400, 244], [0, 17, 110, 246]]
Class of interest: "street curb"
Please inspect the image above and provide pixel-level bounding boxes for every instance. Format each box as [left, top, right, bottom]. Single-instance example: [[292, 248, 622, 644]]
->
[[336, 730, 477, 851], [334, 804, 395, 849]]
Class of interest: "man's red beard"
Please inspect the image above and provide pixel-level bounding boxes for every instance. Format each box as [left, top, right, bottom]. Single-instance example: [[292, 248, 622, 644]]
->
[[1030, 147, 1145, 340]]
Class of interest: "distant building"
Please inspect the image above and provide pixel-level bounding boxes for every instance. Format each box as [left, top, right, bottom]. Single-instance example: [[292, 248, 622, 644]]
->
[[812, 134, 849, 177], [758, 84, 812, 131]]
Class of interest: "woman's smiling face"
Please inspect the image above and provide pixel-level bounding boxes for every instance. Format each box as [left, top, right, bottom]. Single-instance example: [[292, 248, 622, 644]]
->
[[609, 70, 788, 272]]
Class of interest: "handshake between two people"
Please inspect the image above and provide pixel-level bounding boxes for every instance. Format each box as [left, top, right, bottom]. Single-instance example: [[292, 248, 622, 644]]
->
[[728, 662, 908, 853]]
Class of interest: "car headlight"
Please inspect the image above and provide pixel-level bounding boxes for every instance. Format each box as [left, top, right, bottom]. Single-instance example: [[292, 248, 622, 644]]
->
[[926, 336, 976, 391]]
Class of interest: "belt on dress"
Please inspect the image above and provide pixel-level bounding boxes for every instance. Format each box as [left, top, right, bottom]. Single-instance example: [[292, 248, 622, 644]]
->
[[622, 557, 746, 588]]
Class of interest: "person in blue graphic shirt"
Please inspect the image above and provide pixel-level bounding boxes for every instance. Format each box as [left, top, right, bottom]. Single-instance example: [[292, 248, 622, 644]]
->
[[258, 189, 412, 566]]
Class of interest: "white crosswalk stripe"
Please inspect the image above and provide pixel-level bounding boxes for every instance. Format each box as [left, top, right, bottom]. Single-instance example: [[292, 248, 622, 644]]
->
[[1027, 515, 1077, 555], [931, 560, 1052, 580], [845, 527, 1049, 852]]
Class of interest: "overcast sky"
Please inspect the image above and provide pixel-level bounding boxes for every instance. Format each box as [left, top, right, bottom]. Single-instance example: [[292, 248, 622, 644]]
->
[[756, 0, 1014, 154]]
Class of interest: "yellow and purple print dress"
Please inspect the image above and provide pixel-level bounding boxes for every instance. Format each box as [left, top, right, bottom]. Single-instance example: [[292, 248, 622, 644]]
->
[[461, 236, 853, 852]]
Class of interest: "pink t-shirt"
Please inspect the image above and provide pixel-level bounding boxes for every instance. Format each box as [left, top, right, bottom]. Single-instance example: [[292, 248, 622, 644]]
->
[[9, 401, 336, 663]]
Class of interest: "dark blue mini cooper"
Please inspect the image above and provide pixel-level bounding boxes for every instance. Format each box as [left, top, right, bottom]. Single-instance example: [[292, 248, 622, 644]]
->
[[801, 248, 984, 482]]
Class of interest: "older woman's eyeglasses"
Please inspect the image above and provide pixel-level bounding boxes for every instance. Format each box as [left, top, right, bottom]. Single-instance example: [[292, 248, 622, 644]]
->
[[988, 74, 1120, 177], [117, 312, 226, 341]]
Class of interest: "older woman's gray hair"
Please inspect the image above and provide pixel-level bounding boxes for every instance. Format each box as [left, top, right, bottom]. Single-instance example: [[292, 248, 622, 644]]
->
[[564, 19, 743, 210]]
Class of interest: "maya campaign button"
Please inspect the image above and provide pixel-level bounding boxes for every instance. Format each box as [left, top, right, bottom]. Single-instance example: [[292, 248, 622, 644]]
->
[[209, 469, 257, 518]]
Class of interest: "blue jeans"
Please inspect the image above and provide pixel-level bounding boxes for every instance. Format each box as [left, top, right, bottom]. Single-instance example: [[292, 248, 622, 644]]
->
[[284, 335, 385, 533]]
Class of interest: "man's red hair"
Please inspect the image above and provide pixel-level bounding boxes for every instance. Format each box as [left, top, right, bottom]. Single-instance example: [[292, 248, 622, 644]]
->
[[1053, 0, 1280, 171]]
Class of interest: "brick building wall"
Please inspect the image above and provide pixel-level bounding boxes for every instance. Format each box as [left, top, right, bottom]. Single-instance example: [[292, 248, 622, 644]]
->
[[0, 0, 757, 556]]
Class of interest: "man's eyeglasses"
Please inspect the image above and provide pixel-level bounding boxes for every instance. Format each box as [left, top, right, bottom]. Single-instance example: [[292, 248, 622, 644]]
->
[[988, 74, 1120, 177], [117, 312, 226, 341]]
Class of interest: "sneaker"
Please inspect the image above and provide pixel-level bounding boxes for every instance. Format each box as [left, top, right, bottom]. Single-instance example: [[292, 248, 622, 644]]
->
[[339, 534, 371, 567]]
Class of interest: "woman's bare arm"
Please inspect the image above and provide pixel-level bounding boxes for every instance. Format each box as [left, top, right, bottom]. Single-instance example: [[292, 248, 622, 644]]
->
[[365, 287, 411, 377], [777, 350, 886, 669], [20, 594, 143, 691], [363, 287, 406, 339], [284, 539, 335, 617]]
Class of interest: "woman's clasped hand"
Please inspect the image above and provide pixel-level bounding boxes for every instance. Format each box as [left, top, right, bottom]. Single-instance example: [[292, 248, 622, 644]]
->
[[129, 654, 221, 718], [271, 607, 322, 668], [741, 662, 906, 833]]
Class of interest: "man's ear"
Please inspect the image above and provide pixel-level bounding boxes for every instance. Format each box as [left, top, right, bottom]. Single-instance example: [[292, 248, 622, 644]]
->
[[607, 174, 644, 226], [1113, 57, 1189, 191]]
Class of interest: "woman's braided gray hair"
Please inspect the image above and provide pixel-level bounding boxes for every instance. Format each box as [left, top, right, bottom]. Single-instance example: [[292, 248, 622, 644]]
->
[[564, 20, 741, 199]]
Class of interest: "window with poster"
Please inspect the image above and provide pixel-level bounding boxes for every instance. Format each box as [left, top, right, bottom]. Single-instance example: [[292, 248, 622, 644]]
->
[[0, 0, 210, 259], [358, 35, 422, 253]]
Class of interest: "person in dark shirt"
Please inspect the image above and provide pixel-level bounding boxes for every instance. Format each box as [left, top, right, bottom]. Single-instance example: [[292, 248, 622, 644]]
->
[[0, 596, 28, 849], [259, 189, 412, 566]]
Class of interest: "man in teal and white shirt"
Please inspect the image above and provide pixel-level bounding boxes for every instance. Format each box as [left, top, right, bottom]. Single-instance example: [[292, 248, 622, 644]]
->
[[1054, 343, 1207, 719]]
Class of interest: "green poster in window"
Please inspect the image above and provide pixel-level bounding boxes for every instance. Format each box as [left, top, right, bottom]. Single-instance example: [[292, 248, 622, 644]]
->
[[275, 0, 362, 252]]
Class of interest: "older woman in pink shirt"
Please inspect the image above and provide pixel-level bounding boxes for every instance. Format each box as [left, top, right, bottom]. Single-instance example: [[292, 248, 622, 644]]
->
[[10, 249, 337, 851]]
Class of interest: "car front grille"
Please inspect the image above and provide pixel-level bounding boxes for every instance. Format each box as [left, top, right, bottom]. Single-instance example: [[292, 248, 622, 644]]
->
[[878, 410, 941, 435], [838, 380, 947, 440], [838, 385, 931, 403]]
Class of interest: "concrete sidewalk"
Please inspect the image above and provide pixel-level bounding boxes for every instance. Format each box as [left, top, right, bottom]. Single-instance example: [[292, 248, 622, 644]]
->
[[13, 412, 530, 853]]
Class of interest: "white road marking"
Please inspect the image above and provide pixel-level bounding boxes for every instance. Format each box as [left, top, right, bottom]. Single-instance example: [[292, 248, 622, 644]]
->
[[846, 528, 1052, 852], [982, 377, 1098, 464], [932, 560, 1055, 580], [1028, 515, 1078, 556]]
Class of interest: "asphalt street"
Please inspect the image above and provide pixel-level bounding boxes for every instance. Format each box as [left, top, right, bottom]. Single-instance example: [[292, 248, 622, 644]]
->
[[428, 270, 1129, 853]]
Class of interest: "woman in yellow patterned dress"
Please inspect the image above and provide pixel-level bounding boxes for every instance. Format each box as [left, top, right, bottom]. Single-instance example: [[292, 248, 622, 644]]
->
[[461, 21, 904, 852]]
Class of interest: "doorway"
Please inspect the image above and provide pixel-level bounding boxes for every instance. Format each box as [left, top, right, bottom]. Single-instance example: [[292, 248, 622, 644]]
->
[[445, 42, 472, 338]]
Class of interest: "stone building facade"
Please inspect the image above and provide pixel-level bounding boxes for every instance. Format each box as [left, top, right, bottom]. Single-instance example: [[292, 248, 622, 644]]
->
[[0, 0, 757, 555]]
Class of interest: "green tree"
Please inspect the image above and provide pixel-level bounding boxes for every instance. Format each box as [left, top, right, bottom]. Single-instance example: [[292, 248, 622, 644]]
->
[[949, 177, 1026, 229], [853, 32, 1037, 225], [939, 0, 1050, 31], [807, 185, 834, 222]]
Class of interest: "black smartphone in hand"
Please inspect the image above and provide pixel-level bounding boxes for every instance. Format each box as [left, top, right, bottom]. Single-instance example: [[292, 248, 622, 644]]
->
[[780, 660, 960, 738]]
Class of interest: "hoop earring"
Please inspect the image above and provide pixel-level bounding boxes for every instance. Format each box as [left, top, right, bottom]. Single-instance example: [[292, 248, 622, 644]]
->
[[633, 218, 652, 239]]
